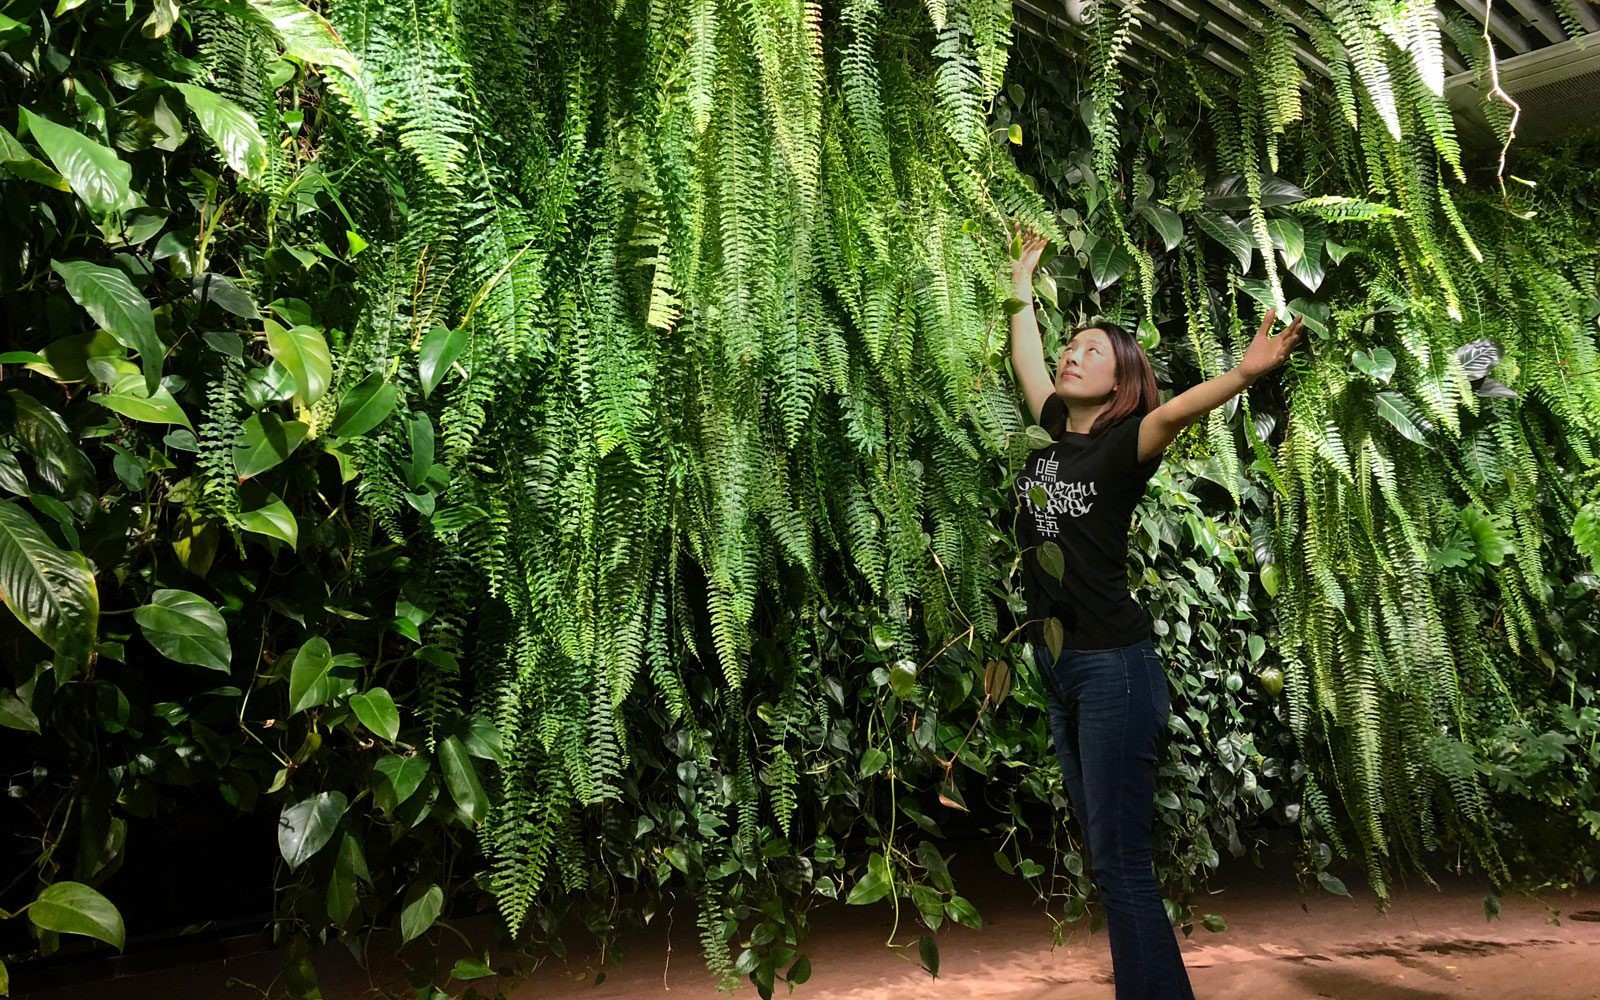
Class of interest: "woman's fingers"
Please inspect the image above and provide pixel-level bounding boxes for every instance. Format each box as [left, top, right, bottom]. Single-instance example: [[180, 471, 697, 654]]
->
[[1255, 307, 1278, 340]]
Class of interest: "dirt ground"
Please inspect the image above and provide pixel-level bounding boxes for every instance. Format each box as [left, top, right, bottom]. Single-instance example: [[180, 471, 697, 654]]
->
[[20, 863, 1600, 999], [507, 868, 1600, 1000]]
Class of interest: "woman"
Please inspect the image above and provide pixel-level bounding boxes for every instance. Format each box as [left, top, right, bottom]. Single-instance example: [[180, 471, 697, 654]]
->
[[1007, 228, 1302, 1000]]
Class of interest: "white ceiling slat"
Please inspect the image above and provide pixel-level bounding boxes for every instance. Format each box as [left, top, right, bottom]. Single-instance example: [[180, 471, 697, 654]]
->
[[1450, 0, 1537, 53], [1202, 0, 1335, 77], [1504, 0, 1572, 42], [1013, 2, 1160, 74]]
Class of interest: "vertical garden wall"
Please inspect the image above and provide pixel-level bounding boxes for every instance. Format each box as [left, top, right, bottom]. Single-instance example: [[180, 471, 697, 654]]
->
[[1, 0, 1598, 996]]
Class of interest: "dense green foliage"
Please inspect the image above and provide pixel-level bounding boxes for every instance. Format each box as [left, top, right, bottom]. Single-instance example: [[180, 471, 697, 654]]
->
[[1, 1, 1597, 997]]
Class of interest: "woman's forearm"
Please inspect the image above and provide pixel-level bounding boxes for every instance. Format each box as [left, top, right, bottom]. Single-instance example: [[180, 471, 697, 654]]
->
[[1156, 366, 1254, 431]]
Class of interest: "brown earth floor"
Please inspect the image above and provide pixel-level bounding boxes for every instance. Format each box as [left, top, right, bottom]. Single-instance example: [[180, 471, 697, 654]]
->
[[19, 863, 1600, 999]]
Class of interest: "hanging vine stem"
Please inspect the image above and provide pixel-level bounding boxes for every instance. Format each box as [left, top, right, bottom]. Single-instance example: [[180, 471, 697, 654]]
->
[[1480, 0, 1522, 194]]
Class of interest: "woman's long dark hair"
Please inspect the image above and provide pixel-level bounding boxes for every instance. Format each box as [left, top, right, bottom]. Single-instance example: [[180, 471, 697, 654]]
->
[[1042, 322, 1160, 437]]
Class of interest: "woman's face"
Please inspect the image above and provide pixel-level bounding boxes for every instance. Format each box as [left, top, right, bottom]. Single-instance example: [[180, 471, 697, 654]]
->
[[1055, 327, 1119, 401]]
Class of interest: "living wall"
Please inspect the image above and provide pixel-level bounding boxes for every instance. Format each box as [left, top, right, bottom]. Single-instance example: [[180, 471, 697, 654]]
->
[[1, 1, 1597, 997]]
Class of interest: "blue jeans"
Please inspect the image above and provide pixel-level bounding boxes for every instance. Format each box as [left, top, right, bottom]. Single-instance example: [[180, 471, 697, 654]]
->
[[1033, 636, 1196, 1000]]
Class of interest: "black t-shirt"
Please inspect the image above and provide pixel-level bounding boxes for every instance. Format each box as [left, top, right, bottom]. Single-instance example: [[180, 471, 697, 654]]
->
[[1011, 395, 1164, 651]]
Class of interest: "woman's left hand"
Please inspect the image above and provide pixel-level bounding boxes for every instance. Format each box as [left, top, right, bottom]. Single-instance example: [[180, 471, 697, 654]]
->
[[1236, 307, 1305, 383]]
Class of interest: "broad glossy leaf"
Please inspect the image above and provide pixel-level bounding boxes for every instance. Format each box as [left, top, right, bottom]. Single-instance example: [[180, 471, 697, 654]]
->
[[1195, 212, 1253, 273], [1024, 425, 1055, 449], [330, 374, 397, 438], [1138, 203, 1183, 251], [0, 124, 69, 190], [134, 588, 230, 672], [51, 260, 163, 394], [400, 882, 443, 944], [6, 390, 96, 503], [236, 499, 298, 547], [233, 412, 309, 479], [288, 636, 337, 712], [1266, 217, 1305, 265], [438, 735, 488, 824], [265, 320, 332, 404], [1375, 391, 1433, 447], [1351, 347, 1396, 384], [0, 688, 41, 733], [194, 274, 259, 318], [1037, 540, 1065, 581], [28, 882, 125, 949], [373, 754, 428, 812], [1087, 236, 1132, 291], [172, 83, 268, 180], [349, 687, 400, 742], [278, 791, 348, 871], [404, 412, 435, 490], [1204, 173, 1308, 212], [92, 372, 193, 429], [419, 325, 467, 398], [0, 502, 98, 675], [20, 110, 139, 216]]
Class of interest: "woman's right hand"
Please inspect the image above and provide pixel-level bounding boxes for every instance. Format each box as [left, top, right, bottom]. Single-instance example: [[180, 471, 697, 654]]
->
[[1011, 224, 1048, 286]]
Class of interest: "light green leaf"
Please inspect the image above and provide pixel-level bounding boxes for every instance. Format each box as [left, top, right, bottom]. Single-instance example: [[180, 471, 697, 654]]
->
[[1024, 425, 1055, 449], [135, 588, 230, 672], [0, 501, 99, 676], [92, 373, 193, 430], [1374, 391, 1432, 447], [451, 954, 494, 981], [233, 412, 309, 479], [264, 320, 332, 404], [0, 124, 69, 190], [28, 882, 125, 950], [438, 735, 489, 825], [859, 748, 888, 777], [845, 853, 891, 906], [1043, 616, 1064, 662], [20, 109, 139, 216], [172, 83, 268, 180], [400, 882, 443, 944], [51, 260, 163, 395], [349, 687, 400, 742], [1267, 217, 1305, 265], [1351, 347, 1396, 385], [278, 791, 348, 871], [236, 499, 298, 548], [330, 374, 397, 438], [288, 636, 337, 713], [419, 326, 467, 398]]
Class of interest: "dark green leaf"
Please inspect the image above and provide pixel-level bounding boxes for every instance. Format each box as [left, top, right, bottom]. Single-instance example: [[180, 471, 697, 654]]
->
[[330, 374, 398, 438], [349, 687, 400, 742], [0, 501, 99, 675], [439, 735, 489, 825], [236, 499, 298, 548], [419, 325, 468, 397], [233, 412, 309, 479], [1138, 203, 1183, 251], [1374, 391, 1432, 447], [373, 754, 428, 812], [134, 589, 230, 672], [1087, 236, 1133, 291], [1195, 212, 1253, 273], [51, 260, 163, 395], [265, 320, 332, 404], [919, 935, 939, 977], [1037, 541, 1065, 581]]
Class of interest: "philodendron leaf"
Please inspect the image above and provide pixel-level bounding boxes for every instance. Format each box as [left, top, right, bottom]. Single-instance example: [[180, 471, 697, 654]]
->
[[278, 790, 349, 871], [288, 636, 338, 713], [134, 588, 230, 672], [51, 260, 164, 395], [438, 735, 489, 825], [1351, 347, 1396, 384], [20, 109, 140, 216], [233, 412, 309, 479], [349, 687, 400, 742], [235, 499, 298, 548], [0, 501, 99, 677], [264, 320, 332, 404], [419, 325, 467, 397], [28, 882, 125, 950], [172, 83, 269, 180], [330, 373, 398, 438], [400, 882, 443, 944]]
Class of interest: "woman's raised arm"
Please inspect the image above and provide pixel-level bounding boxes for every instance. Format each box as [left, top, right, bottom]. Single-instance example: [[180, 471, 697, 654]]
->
[[1008, 227, 1056, 423]]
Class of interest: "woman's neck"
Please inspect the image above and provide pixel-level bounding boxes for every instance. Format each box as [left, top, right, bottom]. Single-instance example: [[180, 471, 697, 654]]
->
[[1065, 399, 1112, 435]]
